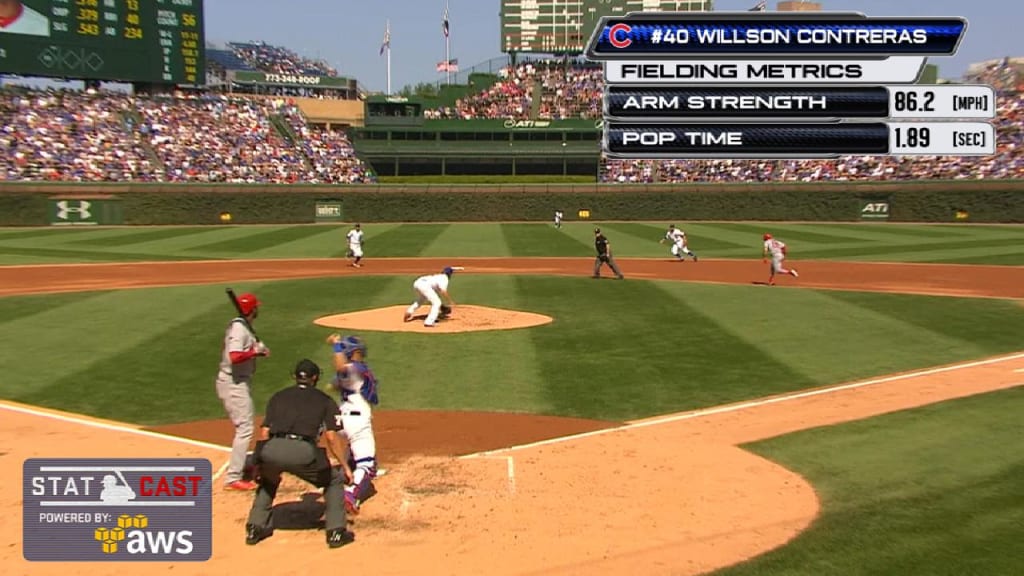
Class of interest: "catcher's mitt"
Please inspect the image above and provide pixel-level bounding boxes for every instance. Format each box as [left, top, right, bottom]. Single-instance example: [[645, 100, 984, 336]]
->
[[439, 304, 453, 319]]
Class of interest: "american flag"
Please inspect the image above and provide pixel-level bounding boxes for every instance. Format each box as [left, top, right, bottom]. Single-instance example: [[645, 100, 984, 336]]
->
[[436, 58, 459, 72], [380, 21, 390, 56]]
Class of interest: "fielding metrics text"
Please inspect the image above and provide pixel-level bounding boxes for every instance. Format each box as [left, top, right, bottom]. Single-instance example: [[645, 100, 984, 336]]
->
[[618, 63, 863, 80]]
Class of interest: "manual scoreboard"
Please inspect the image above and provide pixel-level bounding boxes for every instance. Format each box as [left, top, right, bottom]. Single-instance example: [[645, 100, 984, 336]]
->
[[585, 11, 997, 159], [0, 0, 204, 85], [500, 0, 711, 54]]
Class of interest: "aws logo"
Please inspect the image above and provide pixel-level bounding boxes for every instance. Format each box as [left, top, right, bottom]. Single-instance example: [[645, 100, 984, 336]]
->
[[94, 514, 194, 555]]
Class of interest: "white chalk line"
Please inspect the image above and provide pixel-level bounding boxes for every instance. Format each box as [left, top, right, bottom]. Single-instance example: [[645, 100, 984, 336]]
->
[[472, 456, 516, 496], [212, 459, 231, 482], [460, 351, 1024, 459], [0, 400, 231, 453], [1015, 368, 1024, 373]]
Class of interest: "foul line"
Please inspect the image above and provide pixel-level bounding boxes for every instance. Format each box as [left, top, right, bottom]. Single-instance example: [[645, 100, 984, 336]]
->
[[0, 400, 231, 454], [460, 351, 1024, 459]]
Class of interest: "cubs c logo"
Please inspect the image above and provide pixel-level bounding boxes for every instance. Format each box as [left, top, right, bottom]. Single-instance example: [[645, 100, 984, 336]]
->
[[608, 23, 632, 48], [56, 200, 92, 220]]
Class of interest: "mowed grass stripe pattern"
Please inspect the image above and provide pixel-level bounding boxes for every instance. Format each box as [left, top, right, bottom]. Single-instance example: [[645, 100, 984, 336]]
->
[[0, 223, 1022, 265], [2, 276, 1024, 424], [713, 388, 1024, 576], [521, 276, 816, 420]]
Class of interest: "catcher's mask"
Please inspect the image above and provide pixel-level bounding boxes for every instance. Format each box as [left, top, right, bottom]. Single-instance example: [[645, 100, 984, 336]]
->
[[293, 358, 321, 386], [340, 335, 367, 358]]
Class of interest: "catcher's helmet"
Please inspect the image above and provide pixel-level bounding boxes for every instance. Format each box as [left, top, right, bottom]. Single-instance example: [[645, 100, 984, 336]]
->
[[341, 335, 367, 358], [237, 292, 260, 315]]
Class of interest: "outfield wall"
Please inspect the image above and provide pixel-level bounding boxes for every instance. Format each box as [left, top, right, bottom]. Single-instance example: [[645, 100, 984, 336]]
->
[[0, 181, 1021, 225]]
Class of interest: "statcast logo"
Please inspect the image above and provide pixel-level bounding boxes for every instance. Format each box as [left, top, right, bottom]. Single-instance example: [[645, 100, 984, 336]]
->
[[93, 514, 194, 555]]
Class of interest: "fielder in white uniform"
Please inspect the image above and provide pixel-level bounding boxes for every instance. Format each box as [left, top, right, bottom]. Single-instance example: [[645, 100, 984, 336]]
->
[[404, 266, 459, 327], [327, 334, 379, 515], [554, 210, 563, 229], [0, 0, 50, 37], [345, 223, 364, 268], [762, 233, 799, 285], [660, 224, 698, 262]]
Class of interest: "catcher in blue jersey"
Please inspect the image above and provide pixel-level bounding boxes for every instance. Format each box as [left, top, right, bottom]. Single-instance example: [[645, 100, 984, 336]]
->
[[326, 333, 380, 515]]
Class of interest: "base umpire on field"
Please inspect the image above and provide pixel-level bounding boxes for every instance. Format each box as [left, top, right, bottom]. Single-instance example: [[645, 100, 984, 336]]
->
[[593, 227, 625, 279], [244, 358, 356, 549]]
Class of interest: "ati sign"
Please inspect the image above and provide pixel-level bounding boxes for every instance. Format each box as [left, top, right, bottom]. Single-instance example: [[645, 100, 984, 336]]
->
[[315, 201, 344, 222], [860, 201, 891, 219], [22, 458, 212, 562]]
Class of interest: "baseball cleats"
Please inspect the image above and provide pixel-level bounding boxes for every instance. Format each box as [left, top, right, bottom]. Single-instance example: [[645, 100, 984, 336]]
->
[[225, 480, 257, 491], [791, 269, 799, 277], [245, 524, 270, 545], [326, 529, 355, 549]]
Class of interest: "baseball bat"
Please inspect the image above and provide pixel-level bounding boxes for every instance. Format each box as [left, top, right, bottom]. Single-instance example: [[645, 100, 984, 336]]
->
[[225, 287, 261, 343]]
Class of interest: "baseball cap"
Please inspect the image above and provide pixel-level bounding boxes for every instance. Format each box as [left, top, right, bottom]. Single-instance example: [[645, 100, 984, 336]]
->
[[594, 227, 601, 234], [293, 359, 321, 382]]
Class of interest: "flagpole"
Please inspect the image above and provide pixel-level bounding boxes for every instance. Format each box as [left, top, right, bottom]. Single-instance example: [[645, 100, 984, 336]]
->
[[386, 20, 392, 95], [445, 0, 451, 85]]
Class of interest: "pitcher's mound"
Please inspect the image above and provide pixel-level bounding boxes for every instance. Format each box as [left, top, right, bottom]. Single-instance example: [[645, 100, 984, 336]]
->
[[313, 304, 554, 333]]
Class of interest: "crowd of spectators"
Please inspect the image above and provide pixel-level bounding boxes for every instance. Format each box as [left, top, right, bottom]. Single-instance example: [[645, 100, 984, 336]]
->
[[229, 41, 338, 77], [135, 94, 310, 183], [536, 66, 602, 120], [426, 61, 602, 120], [965, 57, 1024, 95], [0, 88, 159, 182], [0, 87, 374, 184]]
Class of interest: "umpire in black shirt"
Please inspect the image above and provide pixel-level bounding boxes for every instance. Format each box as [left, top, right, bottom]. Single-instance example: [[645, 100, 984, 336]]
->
[[245, 358, 355, 549], [593, 227, 625, 279]]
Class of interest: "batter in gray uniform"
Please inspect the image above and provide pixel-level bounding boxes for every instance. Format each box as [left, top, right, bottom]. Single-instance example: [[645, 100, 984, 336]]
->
[[214, 292, 269, 491]]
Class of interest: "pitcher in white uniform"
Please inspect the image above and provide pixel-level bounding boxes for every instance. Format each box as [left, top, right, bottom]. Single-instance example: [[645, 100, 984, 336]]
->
[[404, 266, 460, 327], [762, 233, 799, 285]]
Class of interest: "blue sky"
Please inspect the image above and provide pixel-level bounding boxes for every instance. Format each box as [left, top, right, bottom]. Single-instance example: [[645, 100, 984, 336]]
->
[[204, 0, 1022, 93]]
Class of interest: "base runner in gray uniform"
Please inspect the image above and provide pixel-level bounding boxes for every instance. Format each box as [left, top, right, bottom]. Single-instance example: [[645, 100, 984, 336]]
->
[[214, 292, 269, 491]]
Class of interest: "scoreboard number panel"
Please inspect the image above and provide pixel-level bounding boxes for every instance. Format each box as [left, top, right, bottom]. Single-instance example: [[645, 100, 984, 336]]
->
[[0, 0, 204, 85], [499, 0, 711, 54]]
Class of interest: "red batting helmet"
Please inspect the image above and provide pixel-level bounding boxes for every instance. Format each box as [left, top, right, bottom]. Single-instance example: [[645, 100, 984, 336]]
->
[[237, 293, 260, 315], [763, 233, 773, 241]]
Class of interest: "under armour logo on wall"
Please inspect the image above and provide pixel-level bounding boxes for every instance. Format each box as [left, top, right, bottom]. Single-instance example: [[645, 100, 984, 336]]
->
[[56, 200, 92, 220]]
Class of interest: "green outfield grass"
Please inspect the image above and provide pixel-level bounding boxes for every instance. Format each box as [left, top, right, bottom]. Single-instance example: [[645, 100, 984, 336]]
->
[[1, 275, 1022, 426], [712, 387, 1024, 576], [0, 222, 1022, 265]]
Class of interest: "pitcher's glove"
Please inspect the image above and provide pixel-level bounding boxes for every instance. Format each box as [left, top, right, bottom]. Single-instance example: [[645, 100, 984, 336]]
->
[[439, 304, 453, 319]]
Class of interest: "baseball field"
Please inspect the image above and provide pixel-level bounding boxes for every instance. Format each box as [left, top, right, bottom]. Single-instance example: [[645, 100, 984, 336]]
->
[[1, 221, 1022, 575]]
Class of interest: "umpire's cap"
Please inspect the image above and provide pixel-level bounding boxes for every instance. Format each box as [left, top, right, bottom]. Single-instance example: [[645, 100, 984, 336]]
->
[[293, 358, 321, 385]]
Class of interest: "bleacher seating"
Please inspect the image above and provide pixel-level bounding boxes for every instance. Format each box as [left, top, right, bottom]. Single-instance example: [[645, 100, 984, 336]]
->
[[228, 41, 337, 77], [0, 87, 375, 184], [205, 49, 256, 72]]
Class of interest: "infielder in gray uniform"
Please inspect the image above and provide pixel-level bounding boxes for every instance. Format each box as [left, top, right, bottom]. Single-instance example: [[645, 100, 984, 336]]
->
[[215, 292, 269, 491]]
